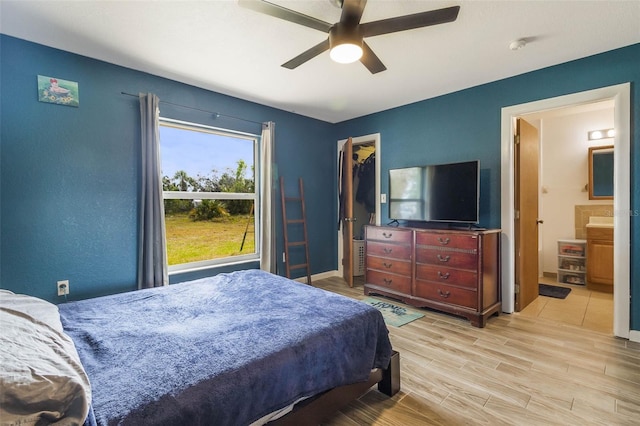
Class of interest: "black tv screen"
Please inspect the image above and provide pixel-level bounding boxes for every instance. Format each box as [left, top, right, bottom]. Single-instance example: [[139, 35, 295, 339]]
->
[[388, 160, 479, 224]]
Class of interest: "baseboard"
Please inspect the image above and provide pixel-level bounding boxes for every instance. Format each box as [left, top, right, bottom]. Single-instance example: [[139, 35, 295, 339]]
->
[[629, 330, 640, 343], [293, 270, 339, 284]]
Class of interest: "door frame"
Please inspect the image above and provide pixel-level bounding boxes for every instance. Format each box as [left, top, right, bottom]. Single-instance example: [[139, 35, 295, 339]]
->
[[337, 133, 381, 277], [500, 83, 631, 339]]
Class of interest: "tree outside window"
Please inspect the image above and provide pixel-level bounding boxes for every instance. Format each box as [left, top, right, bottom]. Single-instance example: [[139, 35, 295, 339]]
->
[[159, 120, 259, 271]]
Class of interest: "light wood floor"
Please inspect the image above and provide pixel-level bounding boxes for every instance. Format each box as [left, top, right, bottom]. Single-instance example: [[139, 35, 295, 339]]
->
[[520, 276, 613, 334], [314, 276, 640, 426]]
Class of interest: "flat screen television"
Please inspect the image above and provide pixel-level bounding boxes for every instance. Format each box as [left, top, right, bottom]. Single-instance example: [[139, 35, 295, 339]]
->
[[388, 160, 480, 224]]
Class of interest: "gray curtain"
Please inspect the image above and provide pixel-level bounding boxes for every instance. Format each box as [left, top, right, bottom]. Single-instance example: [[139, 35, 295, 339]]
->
[[260, 122, 276, 273], [138, 93, 168, 289]]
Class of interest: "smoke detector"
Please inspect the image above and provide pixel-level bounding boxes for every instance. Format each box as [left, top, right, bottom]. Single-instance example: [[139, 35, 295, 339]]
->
[[509, 39, 527, 51]]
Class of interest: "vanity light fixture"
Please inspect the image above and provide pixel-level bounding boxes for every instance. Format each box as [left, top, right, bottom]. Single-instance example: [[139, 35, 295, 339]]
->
[[588, 128, 615, 140]]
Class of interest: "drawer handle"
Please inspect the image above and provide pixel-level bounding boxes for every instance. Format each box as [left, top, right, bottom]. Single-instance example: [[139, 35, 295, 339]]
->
[[383, 278, 393, 285], [383, 262, 393, 269], [382, 232, 393, 239], [383, 248, 393, 254], [437, 254, 450, 262], [437, 289, 451, 298], [438, 237, 450, 245], [437, 271, 450, 280]]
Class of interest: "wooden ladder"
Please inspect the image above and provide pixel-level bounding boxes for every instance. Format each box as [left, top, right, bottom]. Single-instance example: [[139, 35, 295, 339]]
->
[[280, 176, 311, 284]]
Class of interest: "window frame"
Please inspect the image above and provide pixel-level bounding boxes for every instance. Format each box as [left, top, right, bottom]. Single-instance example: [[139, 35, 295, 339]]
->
[[159, 118, 261, 274]]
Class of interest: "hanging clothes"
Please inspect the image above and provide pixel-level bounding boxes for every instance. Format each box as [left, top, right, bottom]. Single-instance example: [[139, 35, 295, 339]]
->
[[356, 152, 376, 213]]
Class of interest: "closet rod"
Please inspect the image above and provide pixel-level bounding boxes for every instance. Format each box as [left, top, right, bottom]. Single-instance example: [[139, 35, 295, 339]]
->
[[120, 91, 263, 125]]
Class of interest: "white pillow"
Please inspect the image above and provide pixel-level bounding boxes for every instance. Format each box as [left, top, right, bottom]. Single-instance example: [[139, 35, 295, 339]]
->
[[0, 290, 91, 425]]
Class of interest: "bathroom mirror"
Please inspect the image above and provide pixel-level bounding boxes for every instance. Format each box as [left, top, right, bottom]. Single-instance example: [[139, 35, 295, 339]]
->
[[588, 145, 614, 200]]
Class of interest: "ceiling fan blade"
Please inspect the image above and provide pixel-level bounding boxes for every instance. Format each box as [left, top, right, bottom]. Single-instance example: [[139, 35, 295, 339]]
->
[[282, 39, 331, 69], [340, 0, 367, 26], [360, 41, 386, 74], [361, 5, 460, 38], [239, 0, 332, 33]]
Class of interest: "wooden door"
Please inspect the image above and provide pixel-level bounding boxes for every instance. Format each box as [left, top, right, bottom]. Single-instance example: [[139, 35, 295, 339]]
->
[[341, 138, 354, 287], [515, 119, 540, 311]]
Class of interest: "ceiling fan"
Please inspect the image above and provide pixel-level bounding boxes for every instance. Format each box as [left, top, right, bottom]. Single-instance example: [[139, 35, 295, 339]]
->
[[239, 0, 460, 74]]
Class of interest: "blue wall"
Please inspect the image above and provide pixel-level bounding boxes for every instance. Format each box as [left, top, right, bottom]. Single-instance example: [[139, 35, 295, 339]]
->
[[0, 35, 338, 302], [335, 44, 639, 330], [1, 35, 638, 332]]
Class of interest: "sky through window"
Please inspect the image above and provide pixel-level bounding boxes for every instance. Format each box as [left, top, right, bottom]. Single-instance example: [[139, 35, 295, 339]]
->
[[159, 126, 254, 179]]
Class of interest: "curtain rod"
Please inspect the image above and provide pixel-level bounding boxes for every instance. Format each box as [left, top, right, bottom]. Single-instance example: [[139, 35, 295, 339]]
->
[[120, 91, 263, 125]]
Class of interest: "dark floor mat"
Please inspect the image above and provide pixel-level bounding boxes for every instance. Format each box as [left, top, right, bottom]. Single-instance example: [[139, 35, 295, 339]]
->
[[539, 283, 571, 299]]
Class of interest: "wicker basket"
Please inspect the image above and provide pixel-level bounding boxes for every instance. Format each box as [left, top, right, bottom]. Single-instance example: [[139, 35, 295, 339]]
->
[[353, 240, 365, 276]]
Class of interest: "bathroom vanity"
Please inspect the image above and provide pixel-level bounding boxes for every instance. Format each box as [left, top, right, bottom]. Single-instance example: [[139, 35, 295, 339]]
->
[[586, 217, 614, 291]]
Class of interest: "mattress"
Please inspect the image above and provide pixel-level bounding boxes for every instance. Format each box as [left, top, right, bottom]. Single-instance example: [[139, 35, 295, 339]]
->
[[58, 269, 392, 425]]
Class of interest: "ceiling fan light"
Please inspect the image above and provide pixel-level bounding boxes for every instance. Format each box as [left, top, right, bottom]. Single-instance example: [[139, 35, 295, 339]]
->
[[329, 25, 363, 64], [330, 43, 363, 64]]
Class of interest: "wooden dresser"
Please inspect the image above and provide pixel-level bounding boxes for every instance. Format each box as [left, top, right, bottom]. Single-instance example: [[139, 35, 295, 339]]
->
[[364, 225, 501, 327]]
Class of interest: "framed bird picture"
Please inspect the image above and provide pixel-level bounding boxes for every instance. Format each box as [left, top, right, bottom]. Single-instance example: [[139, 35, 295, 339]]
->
[[37, 75, 79, 107]]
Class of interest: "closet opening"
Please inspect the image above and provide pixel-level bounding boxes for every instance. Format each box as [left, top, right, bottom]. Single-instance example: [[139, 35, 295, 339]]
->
[[336, 134, 381, 286]]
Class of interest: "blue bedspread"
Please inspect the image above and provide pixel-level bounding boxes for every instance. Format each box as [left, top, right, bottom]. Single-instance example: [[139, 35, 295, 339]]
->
[[59, 270, 392, 425]]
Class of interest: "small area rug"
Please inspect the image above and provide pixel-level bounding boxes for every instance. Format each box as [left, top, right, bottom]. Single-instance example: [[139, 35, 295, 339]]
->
[[539, 283, 571, 299], [361, 297, 424, 327]]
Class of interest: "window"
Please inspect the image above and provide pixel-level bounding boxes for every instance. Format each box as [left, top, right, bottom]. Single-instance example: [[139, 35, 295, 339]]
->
[[159, 118, 260, 272]]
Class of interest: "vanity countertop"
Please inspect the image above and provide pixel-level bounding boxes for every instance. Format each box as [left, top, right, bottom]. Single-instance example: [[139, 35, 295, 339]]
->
[[586, 216, 613, 228]]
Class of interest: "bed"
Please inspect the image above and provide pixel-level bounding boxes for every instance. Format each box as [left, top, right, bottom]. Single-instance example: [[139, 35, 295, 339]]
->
[[0, 269, 398, 425]]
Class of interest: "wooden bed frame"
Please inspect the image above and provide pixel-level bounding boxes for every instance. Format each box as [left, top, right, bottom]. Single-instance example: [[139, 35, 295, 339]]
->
[[271, 351, 400, 425]]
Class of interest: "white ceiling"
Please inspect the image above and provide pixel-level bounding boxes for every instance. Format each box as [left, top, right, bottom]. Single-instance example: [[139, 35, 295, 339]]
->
[[1, 1, 639, 123]]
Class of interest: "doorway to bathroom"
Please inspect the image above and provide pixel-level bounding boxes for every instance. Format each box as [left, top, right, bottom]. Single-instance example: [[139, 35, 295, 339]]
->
[[501, 83, 631, 339], [519, 100, 615, 333]]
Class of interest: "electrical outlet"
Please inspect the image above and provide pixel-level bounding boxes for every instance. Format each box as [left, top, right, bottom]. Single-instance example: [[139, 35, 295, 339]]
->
[[57, 280, 69, 296]]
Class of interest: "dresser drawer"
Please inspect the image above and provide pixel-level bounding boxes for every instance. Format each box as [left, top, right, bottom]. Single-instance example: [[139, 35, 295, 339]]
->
[[415, 231, 478, 251], [366, 270, 412, 294], [415, 264, 477, 289], [415, 248, 478, 270], [366, 227, 412, 244], [367, 255, 412, 276], [414, 281, 477, 309], [366, 241, 412, 260]]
